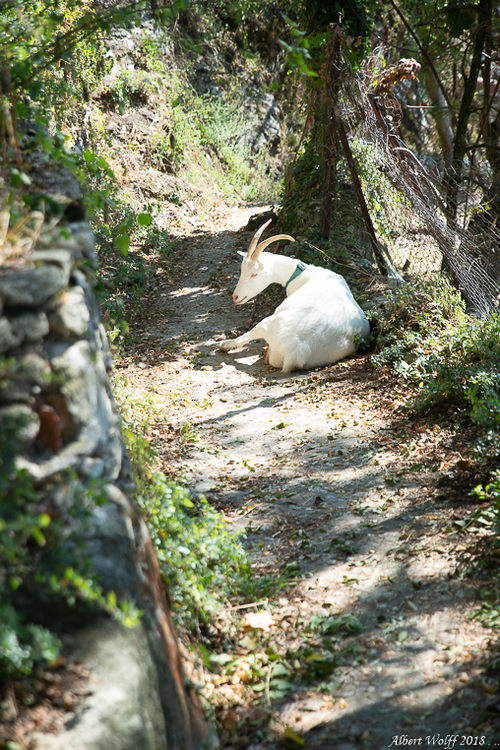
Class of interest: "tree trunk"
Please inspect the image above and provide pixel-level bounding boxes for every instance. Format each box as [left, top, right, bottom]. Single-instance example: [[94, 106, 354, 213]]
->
[[445, 0, 492, 226], [422, 63, 454, 171]]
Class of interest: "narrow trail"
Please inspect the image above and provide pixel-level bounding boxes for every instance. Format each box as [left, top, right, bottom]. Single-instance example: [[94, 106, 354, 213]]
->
[[119, 206, 500, 749]]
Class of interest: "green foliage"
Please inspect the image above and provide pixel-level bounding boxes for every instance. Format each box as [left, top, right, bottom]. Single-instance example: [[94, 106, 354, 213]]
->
[[102, 69, 158, 114], [0, 604, 59, 676], [351, 139, 409, 240], [371, 278, 500, 436], [469, 472, 500, 629], [309, 612, 364, 636], [147, 131, 176, 172], [137, 475, 249, 629], [280, 135, 323, 230], [1, 0, 154, 253], [0, 411, 140, 678], [0, 0, 185, 97], [180, 92, 281, 202], [94, 202, 172, 350], [118, 392, 251, 631], [279, 15, 317, 78], [292, 0, 370, 70]]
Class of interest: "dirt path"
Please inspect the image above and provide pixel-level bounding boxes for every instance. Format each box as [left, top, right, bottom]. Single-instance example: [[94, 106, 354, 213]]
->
[[119, 206, 500, 749]]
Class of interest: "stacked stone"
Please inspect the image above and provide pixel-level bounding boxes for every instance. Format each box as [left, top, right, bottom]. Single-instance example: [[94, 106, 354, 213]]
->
[[0, 224, 212, 750], [0, 223, 124, 486]]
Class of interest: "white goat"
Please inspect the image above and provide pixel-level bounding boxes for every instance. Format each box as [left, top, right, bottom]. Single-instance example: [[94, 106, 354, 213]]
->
[[219, 220, 370, 373]]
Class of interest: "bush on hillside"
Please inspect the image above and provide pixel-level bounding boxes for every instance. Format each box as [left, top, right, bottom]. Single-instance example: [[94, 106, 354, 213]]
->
[[371, 278, 500, 438]]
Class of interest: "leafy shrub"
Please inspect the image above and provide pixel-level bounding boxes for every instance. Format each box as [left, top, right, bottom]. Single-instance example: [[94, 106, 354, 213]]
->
[[136, 475, 249, 629], [0, 417, 60, 675], [351, 138, 409, 239], [371, 278, 500, 434], [102, 69, 158, 114], [148, 131, 175, 172], [118, 393, 250, 631], [469, 473, 500, 629], [0, 604, 59, 676]]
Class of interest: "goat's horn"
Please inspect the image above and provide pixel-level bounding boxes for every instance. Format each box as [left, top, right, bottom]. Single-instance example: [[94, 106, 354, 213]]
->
[[252, 234, 295, 260], [247, 218, 273, 258]]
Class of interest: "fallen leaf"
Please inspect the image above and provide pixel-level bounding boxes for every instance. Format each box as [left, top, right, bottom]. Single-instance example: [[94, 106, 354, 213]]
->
[[210, 653, 233, 665], [243, 610, 274, 632], [240, 635, 258, 650], [283, 727, 305, 746], [481, 680, 498, 693]]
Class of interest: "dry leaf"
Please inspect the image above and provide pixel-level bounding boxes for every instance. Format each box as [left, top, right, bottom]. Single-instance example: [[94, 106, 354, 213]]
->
[[242, 610, 274, 632], [240, 634, 258, 650], [283, 727, 305, 746]]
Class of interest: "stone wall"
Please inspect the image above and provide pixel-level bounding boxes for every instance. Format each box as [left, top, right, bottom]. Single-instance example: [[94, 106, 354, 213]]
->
[[0, 223, 213, 750]]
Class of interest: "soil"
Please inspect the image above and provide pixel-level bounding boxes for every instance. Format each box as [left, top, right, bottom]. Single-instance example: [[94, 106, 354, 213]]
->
[[115, 204, 500, 750], [0, 660, 91, 748]]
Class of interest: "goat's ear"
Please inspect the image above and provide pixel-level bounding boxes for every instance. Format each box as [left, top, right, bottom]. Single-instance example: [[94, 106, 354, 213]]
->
[[237, 250, 246, 258]]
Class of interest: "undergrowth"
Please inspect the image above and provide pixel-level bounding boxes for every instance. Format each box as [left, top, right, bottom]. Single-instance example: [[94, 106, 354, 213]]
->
[[117, 388, 251, 632], [371, 279, 500, 634], [371, 277, 500, 442], [116, 385, 312, 639], [456, 473, 500, 631]]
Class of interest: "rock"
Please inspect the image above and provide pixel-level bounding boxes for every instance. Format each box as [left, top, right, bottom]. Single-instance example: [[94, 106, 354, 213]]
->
[[55, 222, 98, 268], [0, 403, 40, 446], [8, 310, 50, 342], [0, 263, 69, 307], [245, 209, 278, 232], [0, 352, 52, 403], [301, 695, 327, 712], [251, 94, 281, 153], [28, 153, 83, 201], [362, 294, 391, 313], [48, 340, 108, 422], [0, 316, 23, 352], [79, 491, 138, 601], [16, 421, 102, 482], [11, 340, 124, 481], [48, 287, 90, 337], [32, 618, 169, 750], [31, 249, 73, 278], [98, 323, 114, 372], [80, 456, 106, 479], [20, 351, 52, 383]]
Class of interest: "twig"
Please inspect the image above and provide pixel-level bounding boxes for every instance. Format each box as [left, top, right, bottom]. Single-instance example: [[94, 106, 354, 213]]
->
[[229, 599, 268, 611], [7, 678, 19, 717], [302, 240, 374, 277]]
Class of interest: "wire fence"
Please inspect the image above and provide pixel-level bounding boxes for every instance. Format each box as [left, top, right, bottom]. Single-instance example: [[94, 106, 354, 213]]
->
[[337, 46, 500, 318]]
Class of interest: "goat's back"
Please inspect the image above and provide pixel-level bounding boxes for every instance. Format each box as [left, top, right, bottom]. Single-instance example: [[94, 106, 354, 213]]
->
[[264, 272, 369, 371]]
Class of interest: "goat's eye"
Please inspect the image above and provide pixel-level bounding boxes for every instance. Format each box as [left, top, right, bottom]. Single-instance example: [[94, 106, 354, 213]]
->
[[250, 273, 257, 278]]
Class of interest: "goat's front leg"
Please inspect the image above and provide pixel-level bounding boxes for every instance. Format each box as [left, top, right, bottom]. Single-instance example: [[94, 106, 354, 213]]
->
[[219, 322, 267, 353]]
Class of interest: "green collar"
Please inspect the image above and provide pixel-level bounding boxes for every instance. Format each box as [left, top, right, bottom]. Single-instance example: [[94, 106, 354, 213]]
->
[[286, 261, 307, 291]]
